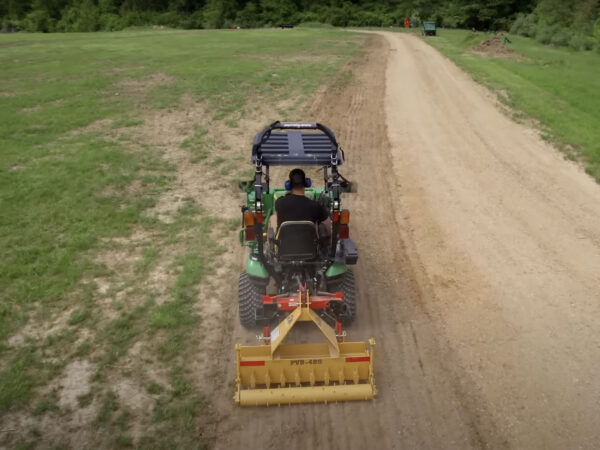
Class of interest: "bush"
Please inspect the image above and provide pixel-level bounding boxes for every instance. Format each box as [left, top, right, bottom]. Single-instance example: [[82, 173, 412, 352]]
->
[[380, 13, 397, 27], [22, 9, 53, 32], [439, 2, 467, 28], [327, 6, 353, 27], [592, 17, 600, 52], [511, 13, 537, 37], [99, 13, 124, 31], [510, 11, 600, 52], [75, 0, 100, 32], [509, 15, 523, 33], [351, 10, 384, 27], [550, 30, 570, 46], [156, 11, 181, 28], [180, 10, 203, 29], [296, 11, 322, 25], [296, 21, 334, 29], [568, 34, 593, 51], [1, 16, 20, 31], [121, 11, 157, 28], [235, 2, 260, 28], [535, 24, 556, 44]]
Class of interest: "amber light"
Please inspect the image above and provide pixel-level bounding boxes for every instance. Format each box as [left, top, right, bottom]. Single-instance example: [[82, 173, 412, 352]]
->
[[244, 211, 255, 227], [340, 210, 350, 225], [339, 225, 349, 239]]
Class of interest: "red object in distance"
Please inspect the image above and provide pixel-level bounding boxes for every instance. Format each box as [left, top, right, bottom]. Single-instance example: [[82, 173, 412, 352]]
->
[[404, 17, 410, 28]]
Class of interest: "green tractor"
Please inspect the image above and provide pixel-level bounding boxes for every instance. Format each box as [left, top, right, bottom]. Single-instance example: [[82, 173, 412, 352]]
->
[[422, 21, 437, 36], [238, 122, 358, 329]]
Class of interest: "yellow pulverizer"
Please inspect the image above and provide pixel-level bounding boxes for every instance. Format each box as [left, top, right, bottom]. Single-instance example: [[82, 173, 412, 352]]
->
[[235, 288, 376, 406]]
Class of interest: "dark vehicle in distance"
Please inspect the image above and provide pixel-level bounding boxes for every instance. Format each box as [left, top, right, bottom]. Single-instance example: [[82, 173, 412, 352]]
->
[[422, 21, 436, 36]]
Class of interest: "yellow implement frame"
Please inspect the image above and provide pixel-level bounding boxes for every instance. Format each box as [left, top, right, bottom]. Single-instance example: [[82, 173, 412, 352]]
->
[[235, 290, 376, 406]]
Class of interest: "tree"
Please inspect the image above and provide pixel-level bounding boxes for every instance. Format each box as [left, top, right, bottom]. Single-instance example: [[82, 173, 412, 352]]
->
[[260, 0, 298, 25], [76, 0, 100, 31], [236, 1, 261, 28]]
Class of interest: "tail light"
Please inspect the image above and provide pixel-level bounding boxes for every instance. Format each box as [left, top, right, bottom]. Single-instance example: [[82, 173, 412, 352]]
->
[[339, 225, 349, 239], [340, 210, 350, 224], [244, 227, 256, 241], [244, 211, 255, 226]]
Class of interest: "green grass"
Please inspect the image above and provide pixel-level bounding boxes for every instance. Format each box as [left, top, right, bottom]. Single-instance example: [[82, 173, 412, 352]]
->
[[0, 28, 357, 339], [135, 247, 160, 274], [96, 390, 119, 424], [143, 366, 205, 450], [0, 28, 359, 344], [181, 126, 210, 163], [0, 348, 35, 413], [0, 27, 361, 448], [421, 29, 600, 181]]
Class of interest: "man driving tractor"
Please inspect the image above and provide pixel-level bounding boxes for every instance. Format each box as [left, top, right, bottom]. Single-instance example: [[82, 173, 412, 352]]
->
[[235, 122, 371, 406], [275, 168, 332, 239]]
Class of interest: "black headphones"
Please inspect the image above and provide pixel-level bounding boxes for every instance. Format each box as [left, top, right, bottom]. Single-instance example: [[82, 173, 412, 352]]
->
[[285, 168, 312, 190]]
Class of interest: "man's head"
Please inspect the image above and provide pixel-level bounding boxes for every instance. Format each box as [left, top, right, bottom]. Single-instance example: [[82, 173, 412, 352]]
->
[[289, 168, 306, 189], [288, 168, 310, 192]]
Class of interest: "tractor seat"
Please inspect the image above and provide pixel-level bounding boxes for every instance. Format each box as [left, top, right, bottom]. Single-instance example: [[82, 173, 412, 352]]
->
[[275, 221, 319, 262]]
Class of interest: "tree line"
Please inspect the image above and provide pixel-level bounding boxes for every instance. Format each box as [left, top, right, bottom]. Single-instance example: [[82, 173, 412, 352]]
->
[[511, 0, 600, 51], [1, 0, 599, 52]]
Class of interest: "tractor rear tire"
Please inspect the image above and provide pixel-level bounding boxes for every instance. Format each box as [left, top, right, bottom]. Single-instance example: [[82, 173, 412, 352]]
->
[[238, 272, 266, 328], [328, 269, 356, 324]]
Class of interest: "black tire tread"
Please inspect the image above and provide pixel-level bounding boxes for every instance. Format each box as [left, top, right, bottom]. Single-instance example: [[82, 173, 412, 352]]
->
[[238, 272, 265, 328], [327, 269, 356, 324]]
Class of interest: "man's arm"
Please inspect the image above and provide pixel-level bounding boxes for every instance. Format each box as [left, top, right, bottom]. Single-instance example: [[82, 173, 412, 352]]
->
[[274, 197, 282, 229], [322, 217, 332, 236], [317, 202, 332, 236]]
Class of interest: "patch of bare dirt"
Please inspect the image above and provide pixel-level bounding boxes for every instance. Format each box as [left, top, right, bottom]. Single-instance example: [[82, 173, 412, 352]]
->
[[99, 179, 144, 198], [0, 40, 51, 48], [90, 227, 168, 313], [131, 94, 265, 223], [69, 118, 114, 136], [58, 360, 93, 410], [113, 378, 154, 440], [251, 54, 328, 63], [103, 67, 131, 76], [7, 305, 77, 348], [20, 105, 41, 113], [0, 359, 98, 447], [472, 35, 524, 59], [112, 72, 175, 97]]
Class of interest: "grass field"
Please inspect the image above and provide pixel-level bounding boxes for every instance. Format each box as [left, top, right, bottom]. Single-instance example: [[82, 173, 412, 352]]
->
[[420, 29, 600, 182], [0, 28, 361, 449]]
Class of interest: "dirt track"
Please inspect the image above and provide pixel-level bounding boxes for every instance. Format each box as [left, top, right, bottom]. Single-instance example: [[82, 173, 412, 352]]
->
[[211, 32, 600, 449]]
